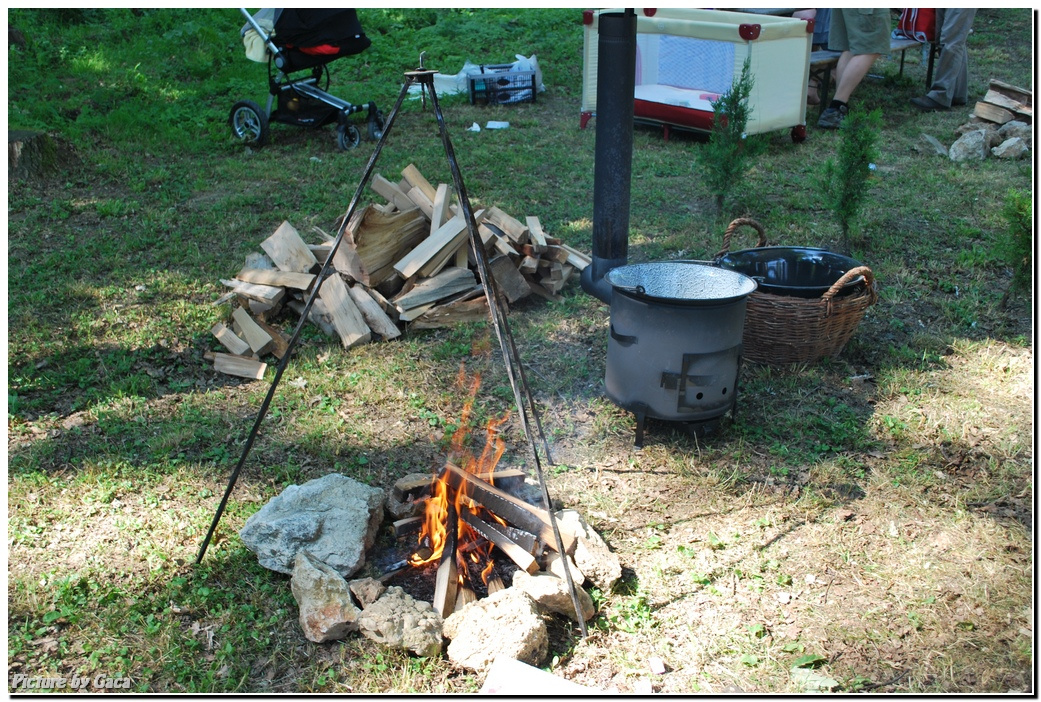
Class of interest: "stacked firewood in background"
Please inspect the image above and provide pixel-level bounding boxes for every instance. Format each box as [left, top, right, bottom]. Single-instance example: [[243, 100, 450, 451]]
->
[[206, 164, 591, 379]]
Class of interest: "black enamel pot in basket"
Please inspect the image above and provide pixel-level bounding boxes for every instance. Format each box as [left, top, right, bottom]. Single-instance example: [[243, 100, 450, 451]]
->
[[713, 218, 867, 298]]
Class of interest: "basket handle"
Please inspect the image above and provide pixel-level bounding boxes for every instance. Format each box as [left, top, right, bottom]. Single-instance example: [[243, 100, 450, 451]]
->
[[822, 265, 877, 317], [715, 218, 767, 258]]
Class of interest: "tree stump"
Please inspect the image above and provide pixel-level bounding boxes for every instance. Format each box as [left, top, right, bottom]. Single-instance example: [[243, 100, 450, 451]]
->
[[9, 130, 57, 180]]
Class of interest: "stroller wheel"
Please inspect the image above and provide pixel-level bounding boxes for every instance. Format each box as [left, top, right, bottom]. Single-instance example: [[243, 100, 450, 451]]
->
[[368, 110, 385, 141], [229, 100, 269, 147], [337, 122, 361, 151]]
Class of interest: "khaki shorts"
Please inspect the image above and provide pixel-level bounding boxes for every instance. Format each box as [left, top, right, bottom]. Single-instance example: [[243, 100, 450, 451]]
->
[[829, 9, 891, 55]]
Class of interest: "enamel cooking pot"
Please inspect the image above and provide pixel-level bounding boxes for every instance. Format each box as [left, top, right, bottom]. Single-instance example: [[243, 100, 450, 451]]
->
[[603, 262, 757, 442], [716, 246, 866, 299]]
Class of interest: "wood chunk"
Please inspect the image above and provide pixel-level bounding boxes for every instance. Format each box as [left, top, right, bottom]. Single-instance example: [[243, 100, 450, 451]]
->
[[460, 510, 540, 574], [308, 243, 333, 262], [397, 302, 437, 323], [231, 307, 274, 355], [524, 275, 562, 302], [220, 279, 285, 306], [335, 205, 428, 287], [393, 267, 477, 311], [487, 575, 505, 595], [213, 352, 267, 380], [287, 299, 335, 337], [346, 284, 401, 340], [525, 216, 549, 253], [371, 174, 416, 212], [401, 163, 438, 203], [248, 299, 279, 321], [319, 275, 372, 349], [392, 474, 437, 502], [544, 245, 571, 265], [484, 207, 529, 245], [261, 221, 318, 273], [479, 222, 520, 258], [211, 322, 251, 356], [973, 101, 1014, 125], [455, 586, 477, 612], [236, 267, 315, 290], [393, 516, 425, 538], [559, 244, 592, 271], [432, 503, 458, 619], [488, 254, 532, 303], [519, 255, 539, 275]]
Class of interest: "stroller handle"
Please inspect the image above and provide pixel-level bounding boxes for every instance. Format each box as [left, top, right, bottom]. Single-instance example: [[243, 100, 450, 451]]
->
[[240, 8, 282, 63]]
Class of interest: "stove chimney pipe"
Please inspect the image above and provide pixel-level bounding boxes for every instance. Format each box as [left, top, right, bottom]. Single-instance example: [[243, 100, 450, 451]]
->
[[580, 9, 637, 304]]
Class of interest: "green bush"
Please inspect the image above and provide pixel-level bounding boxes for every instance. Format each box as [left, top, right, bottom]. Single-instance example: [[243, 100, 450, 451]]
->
[[819, 107, 882, 253], [997, 188, 1032, 307]]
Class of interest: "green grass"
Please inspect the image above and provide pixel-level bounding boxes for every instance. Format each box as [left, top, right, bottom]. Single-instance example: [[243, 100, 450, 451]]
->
[[8, 7, 1034, 695]]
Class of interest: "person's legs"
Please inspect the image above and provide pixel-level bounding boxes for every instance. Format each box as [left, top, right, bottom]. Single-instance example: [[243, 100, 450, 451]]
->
[[922, 8, 977, 107], [833, 52, 881, 103]]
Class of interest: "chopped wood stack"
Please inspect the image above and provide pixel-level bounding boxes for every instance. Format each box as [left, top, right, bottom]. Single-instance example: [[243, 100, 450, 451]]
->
[[973, 79, 1032, 125], [207, 164, 591, 379]]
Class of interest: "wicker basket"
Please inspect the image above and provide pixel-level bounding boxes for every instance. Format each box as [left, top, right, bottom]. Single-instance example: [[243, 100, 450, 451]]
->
[[716, 218, 878, 365]]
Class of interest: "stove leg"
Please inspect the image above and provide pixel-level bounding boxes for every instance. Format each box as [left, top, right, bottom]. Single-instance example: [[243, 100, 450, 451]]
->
[[634, 411, 646, 449]]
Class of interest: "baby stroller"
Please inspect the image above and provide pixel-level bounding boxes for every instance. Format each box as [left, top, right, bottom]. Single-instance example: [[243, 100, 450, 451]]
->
[[231, 8, 384, 150]]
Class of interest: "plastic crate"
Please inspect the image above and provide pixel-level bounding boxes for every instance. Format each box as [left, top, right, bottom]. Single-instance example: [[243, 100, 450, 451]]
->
[[468, 64, 537, 105]]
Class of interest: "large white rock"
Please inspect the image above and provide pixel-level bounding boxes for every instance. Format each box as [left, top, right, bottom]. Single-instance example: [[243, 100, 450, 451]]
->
[[992, 137, 1029, 160], [949, 130, 988, 162], [512, 570, 596, 622], [290, 551, 361, 643], [239, 473, 385, 578], [356, 586, 443, 658], [555, 509, 622, 592], [442, 588, 548, 672]]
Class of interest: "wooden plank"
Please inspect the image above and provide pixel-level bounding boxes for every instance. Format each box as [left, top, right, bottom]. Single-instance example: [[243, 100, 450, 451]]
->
[[319, 274, 372, 349], [236, 267, 315, 290], [261, 221, 318, 273], [560, 244, 591, 271], [443, 463, 576, 554], [406, 186, 434, 219], [287, 299, 335, 337], [525, 216, 548, 253], [484, 207, 529, 245], [418, 209, 486, 279], [211, 322, 251, 356], [488, 254, 532, 303], [430, 183, 451, 233], [544, 245, 571, 265], [401, 163, 437, 203], [432, 502, 458, 619], [393, 516, 425, 539], [346, 284, 401, 340], [479, 222, 520, 258], [460, 510, 540, 574], [393, 267, 477, 311], [213, 352, 267, 380], [989, 79, 1032, 106], [393, 214, 468, 279], [220, 279, 285, 306], [371, 174, 416, 212], [397, 302, 437, 323], [231, 307, 274, 355]]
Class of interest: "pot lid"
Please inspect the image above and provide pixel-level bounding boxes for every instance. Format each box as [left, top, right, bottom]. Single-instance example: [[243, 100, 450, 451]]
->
[[606, 261, 757, 304]]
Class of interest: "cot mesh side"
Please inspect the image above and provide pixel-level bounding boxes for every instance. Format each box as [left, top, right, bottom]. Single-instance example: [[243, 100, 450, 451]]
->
[[657, 35, 734, 94]]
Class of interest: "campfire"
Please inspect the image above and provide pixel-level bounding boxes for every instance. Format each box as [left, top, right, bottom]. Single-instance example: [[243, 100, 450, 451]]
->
[[394, 367, 579, 620]]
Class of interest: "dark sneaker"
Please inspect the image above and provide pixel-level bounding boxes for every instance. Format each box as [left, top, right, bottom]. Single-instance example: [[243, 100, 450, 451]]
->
[[817, 104, 848, 129], [910, 95, 950, 111]]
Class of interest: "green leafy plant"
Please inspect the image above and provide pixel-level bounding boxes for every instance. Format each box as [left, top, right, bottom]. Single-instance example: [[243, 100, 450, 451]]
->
[[694, 57, 767, 215], [819, 107, 882, 253], [997, 188, 1032, 308]]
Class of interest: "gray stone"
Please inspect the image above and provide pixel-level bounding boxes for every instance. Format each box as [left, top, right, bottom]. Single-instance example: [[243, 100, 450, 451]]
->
[[348, 577, 386, 608], [998, 120, 1032, 146], [512, 570, 596, 622], [544, 552, 586, 586], [239, 473, 385, 578], [442, 588, 548, 672], [555, 509, 622, 592], [992, 137, 1029, 160], [357, 586, 443, 658], [291, 551, 361, 643], [949, 130, 988, 162]]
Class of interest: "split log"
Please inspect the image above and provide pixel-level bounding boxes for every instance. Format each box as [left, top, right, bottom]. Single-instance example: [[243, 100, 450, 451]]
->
[[406, 186, 434, 220], [318, 275, 372, 349], [484, 207, 528, 246], [211, 322, 251, 356], [488, 254, 532, 303], [401, 163, 437, 202], [212, 352, 267, 380], [432, 502, 459, 619], [486, 575, 505, 594], [430, 183, 451, 233], [347, 284, 401, 340], [231, 307, 274, 355], [973, 101, 1014, 125], [371, 174, 416, 212], [393, 516, 425, 538], [393, 267, 477, 311], [393, 214, 469, 280], [455, 586, 477, 612], [220, 279, 285, 306], [235, 267, 315, 290], [335, 205, 428, 287], [261, 221, 318, 273], [253, 318, 290, 359], [525, 216, 549, 253]]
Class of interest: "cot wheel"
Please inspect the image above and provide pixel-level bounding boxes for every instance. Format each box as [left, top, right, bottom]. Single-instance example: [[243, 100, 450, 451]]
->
[[229, 100, 269, 147], [337, 122, 361, 150], [791, 124, 807, 143], [368, 110, 385, 141]]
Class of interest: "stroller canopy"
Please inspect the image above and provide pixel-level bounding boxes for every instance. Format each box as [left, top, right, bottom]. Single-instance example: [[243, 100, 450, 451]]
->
[[273, 9, 368, 54]]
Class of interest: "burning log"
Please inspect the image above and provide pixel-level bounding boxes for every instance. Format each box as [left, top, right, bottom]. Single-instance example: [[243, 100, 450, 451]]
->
[[460, 510, 539, 575], [443, 463, 576, 554], [432, 501, 459, 619]]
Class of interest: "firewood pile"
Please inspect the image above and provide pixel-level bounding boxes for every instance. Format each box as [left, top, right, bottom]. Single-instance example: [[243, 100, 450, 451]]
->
[[971, 79, 1032, 126], [206, 164, 591, 379]]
